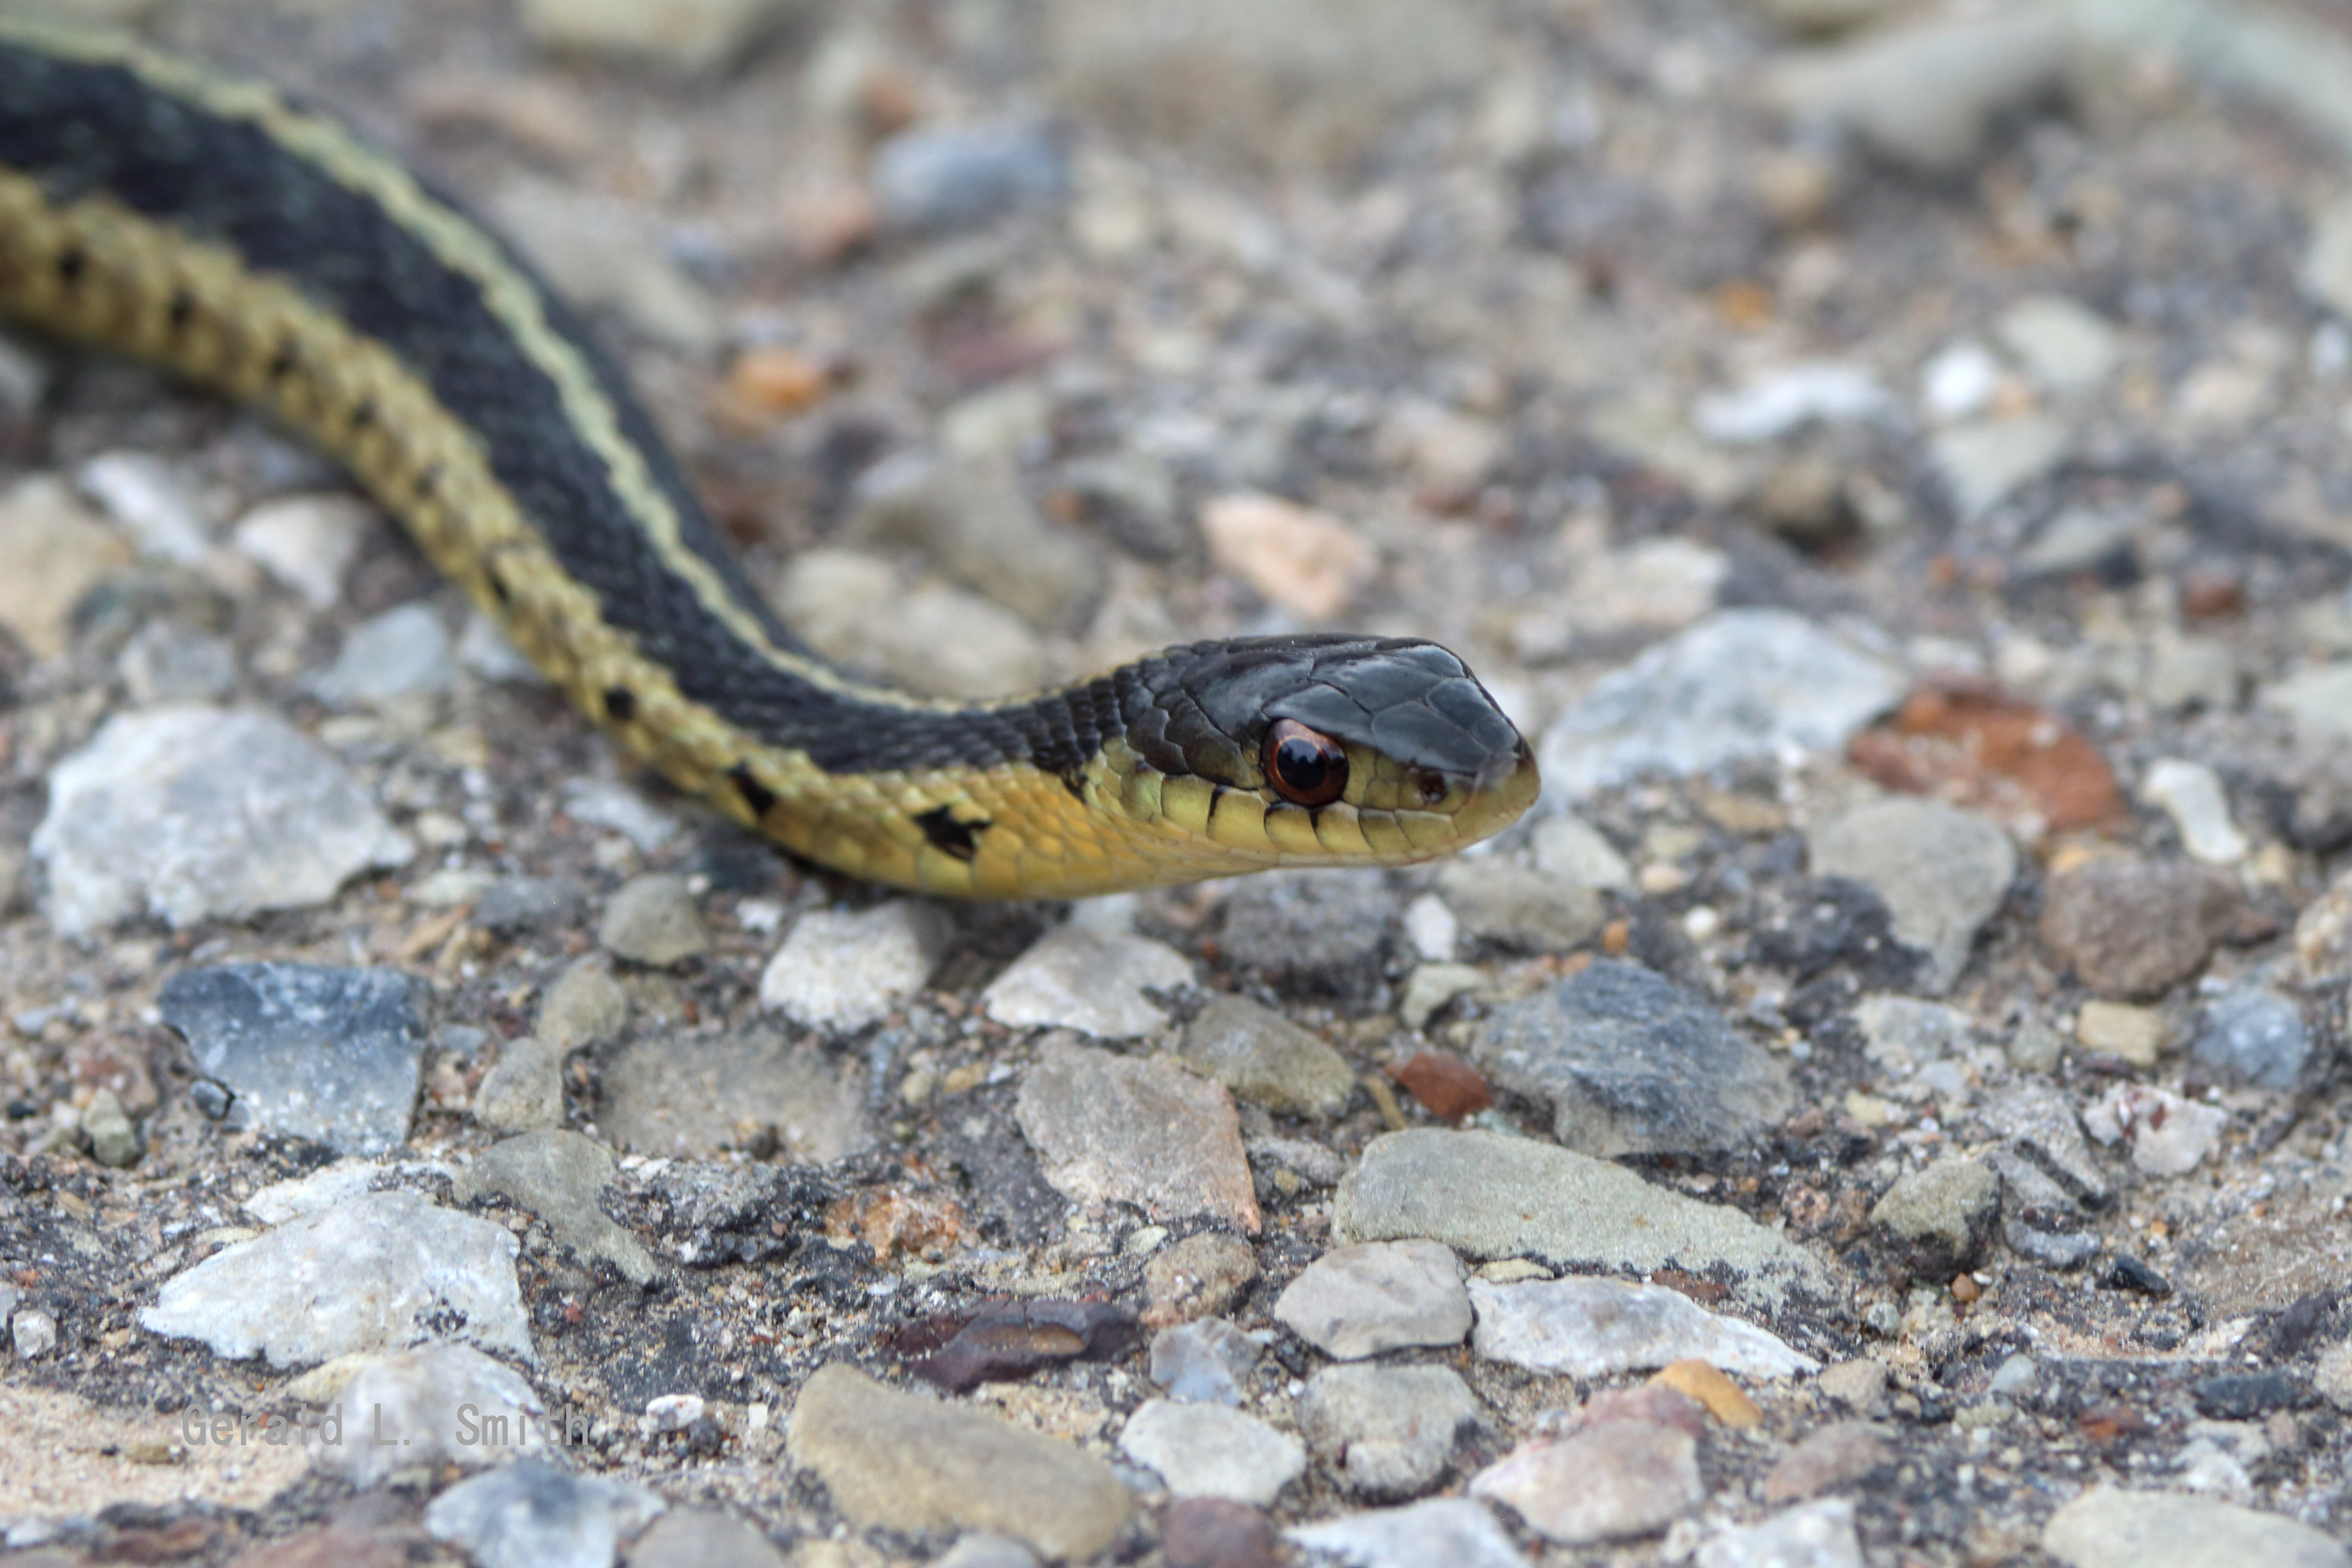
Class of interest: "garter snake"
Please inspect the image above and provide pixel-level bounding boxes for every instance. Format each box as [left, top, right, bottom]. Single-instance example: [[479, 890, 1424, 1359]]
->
[[0, 22, 1538, 899]]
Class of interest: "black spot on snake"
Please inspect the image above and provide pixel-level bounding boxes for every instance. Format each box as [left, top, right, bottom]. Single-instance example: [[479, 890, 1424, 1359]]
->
[[916, 805, 985, 862], [729, 763, 776, 818]]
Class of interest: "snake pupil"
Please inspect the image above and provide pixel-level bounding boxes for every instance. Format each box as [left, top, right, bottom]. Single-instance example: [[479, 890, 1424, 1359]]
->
[[1264, 719, 1348, 808]]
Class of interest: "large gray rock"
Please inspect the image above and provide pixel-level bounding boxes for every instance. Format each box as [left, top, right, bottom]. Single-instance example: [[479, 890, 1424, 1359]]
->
[[2042, 1486, 2347, 1568], [1808, 799, 2015, 994]]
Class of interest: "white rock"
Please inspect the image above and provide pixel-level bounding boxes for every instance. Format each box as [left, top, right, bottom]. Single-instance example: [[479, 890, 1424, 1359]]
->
[[1120, 1399, 1305, 1505], [1531, 814, 1633, 892], [1996, 295, 2120, 394], [1288, 1499, 1528, 1568], [321, 1343, 549, 1485], [2081, 1083, 2228, 1176], [1692, 362, 1890, 445], [244, 1160, 386, 1226], [982, 924, 1194, 1038], [230, 494, 372, 608], [760, 902, 949, 1033], [1402, 894, 1458, 963], [1469, 1275, 1818, 1380], [314, 603, 456, 707], [1920, 339, 2000, 421], [2143, 758, 2248, 865], [1696, 1499, 1863, 1568], [1930, 416, 2068, 520], [78, 450, 210, 564]]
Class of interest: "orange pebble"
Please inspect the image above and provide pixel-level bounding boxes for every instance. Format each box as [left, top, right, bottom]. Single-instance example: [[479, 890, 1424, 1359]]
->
[[726, 345, 832, 416], [1650, 1357, 1762, 1430]]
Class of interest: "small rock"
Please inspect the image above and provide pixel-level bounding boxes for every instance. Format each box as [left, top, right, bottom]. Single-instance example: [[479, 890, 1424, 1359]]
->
[[873, 122, 1066, 230], [140, 1190, 531, 1366], [2082, 1084, 2229, 1176], [1389, 1049, 1490, 1121], [244, 1159, 385, 1225], [1852, 996, 1973, 1074], [1431, 862, 1604, 954], [2076, 1000, 2170, 1067], [230, 493, 371, 609], [1163, 1500, 1278, 1568], [1014, 1038, 1259, 1231], [78, 449, 210, 564], [1201, 492, 1377, 622], [1870, 1159, 2001, 1276], [564, 777, 683, 852], [1286, 1498, 1527, 1568], [474, 1037, 564, 1133], [984, 925, 1194, 1037], [1122, 1400, 1304, 1505], [1808, 799, 2014, 994], [1691, 362, 1890, 445], [2042, 1485, 2347, 1568], [423, 1458, 663, 1568], [1219, 870, 1399, 992], [598, 874, 710, 966], [1150, 1318, 1261, 1405], [158, 963, 429, 1155], [477, 877, 591, 938], [1928, 416, 2069, 520], [1402, 894, 1458, 962], [935, 1536, 1044, 1568], [13, 1305, 58, 1359], [1539, 609, 1902, 804], [2145, 635, 2237, 713], [79, 1086, 140, 1168], [760, 902, 946, 1034], [1475, 959, 1791, 1155], [34, 706, 413, 938], [1815, 1362, 1889, 1414], [1298, 1364, 1481, 1499], [1469, 1275, 1816, 1381], [600, 1029, 870, 1162], [1975, 1082, 2112, 1209], [117, 621, 235, 705], [0, 475, 128, 660], [314, 603, 455, 707], [325, 1343, 549, 1486], [454, 1129, 658, 1285], [1996, 295, 2121, 394], [1531, 814, 1635, 892], [2144, 759, 2248, 865], [1470, 1421, 1702, 1545], [1274, 1239, 1470, 1359], [538, 960, 629, 1049], [1697, 1498, 1864, 1568], [1181, 995, 1355, 1121], [2295, 867, 2352, 980], [628, 1510, 787, 1568], [1144, 1232, 1262, 1328], [1654, 1357, 1763, 1428], [2261, 663, 2352, 746], [785, 1363, 1131, 1561], [909, 1300, 1139, 1392], [458, 610, 547, 685], [2041, 858, 2240, 999], [2191, 985, 2309, 1090], [1399, 964, 1485, 1032], [2015, 507, 2138, 581]]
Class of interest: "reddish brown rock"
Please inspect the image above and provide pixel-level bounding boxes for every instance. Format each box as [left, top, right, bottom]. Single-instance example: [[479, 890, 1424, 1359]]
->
[[1390, 1050, 1491, 1122], [2040, 858, 2240, 999]]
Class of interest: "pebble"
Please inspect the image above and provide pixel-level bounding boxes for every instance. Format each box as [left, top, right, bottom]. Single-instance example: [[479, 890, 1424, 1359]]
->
[[1200, 492, 1377, 622], [2262, 663, 2352, 746], [424, 1458, 663, 1568], [1402, 894, 1458, 961], [13, 1305, 58, 1359], [1474, 959, 1792, 1156], [313, 603, 455, 707], [0, 475, 130, 659], [453, 1129, 658, 1285], [2145, 635, 2237, 713], [1696, 1498, 1864, 1568], [490, 176, 719, 355], [1975, 1082, 2112, 1208], [1287, 1498, 1527, 1568], [1928, 416, 2068, 520], [2041, 858, 2240, 999], [1162, 1501, 1277, 1568], [627, 1510, 788, 1568], [2076, 1000, 2170, 1067], [2144, 759, 2248, 864], [1538, 609, 1902, 804], [1996, 295, 2121, 394], [600, 1029, 871, 1163], [1470, 1421, 1702, 1545], [2016, 507, 2138, 580], [1763, 1424, 1891, 1504], [1122, 1400, 1305, 1505], [1150, 1318, 1261, 1404], [1469, 1275, 1816, 1380], [598, 874, 711, 965], [477, 876, 590, 938], [1531, 814, 1636, 892], [1852, 996, 1973, 1075], [1298, 1364, 1481, 1499], [1868, 1157, 2001, 1275], [33, 706, 413, 938], [847, 453, 1102, 630], [1690, 362, 1890, 445], [1144, 1231, 1262, 1328], [1333, 1129, 1835, 1310], [1219, 870, 1399, 990], [117, 621, 235, 705], [2295, 868, 2352, 980], [140, 1190, 531, 1366], [2041, 1485, 2348, 1568], [230, 494, 370, 608], [78, 450, 210, 564], [1389, 1048, 1491, 1120], [473, 1036, 564, 1132], [2082, 1084, 2229, 1176], [759, 902, 945, 1034], [158, 962, 429, 1155], [873, 122, 1066, 230], [1273, 1239, 1471, 1359], [323, 1343, 549, 1485], [539, 960, 630, 1049], [519, 0, 791, 71], [1398, 963, 1485, 1032], [1014, 1038, 1259, 1230], [1431, 862, 1604, 954], [785, 1363, 1131, 1561], [1920, 339, 2000, 421], [1181, 994, 1356, 1121], [2190, 985, 2309, 1090], [983, 925, 1194, 1037], [79, 1086, 139, 1168], [1807, 799, 2014, 994]]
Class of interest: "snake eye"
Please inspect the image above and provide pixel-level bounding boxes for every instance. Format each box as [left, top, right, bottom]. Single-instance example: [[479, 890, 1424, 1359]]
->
[[1263, 719, 1348, 808]]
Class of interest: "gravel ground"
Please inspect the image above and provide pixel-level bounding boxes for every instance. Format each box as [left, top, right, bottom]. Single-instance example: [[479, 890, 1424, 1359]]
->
[[7, 1, 2352, 1565]]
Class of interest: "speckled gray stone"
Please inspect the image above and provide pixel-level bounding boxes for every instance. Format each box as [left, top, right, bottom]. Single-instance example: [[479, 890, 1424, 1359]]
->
[[424, 1458, 663, 1568], [1299, 1364, 1481, 1499], [2042, 1486, 2347, 1568], [453, 1129, 657, 1285], [1274, 1240, 1471, 1359], [1181, 994, 1356, 1121], [1808, 799, 2015, 994]]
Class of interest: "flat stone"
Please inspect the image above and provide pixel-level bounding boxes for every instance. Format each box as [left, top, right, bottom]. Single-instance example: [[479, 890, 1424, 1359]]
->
[[628, 1510, 787, 1568], [0, 475, 130, 660], [476, 877, 590, 938], [78, 449, 208, 563], [1538, 609, 1902, 804], [1431, 862, 1605, 954], [1470, 1422, 1702, 1545], [1150, 1318, 1261, 1405], [598, 874, 710, 966], [1808, 799, 2015, 994], [518, 0, 793, 72], [1143, 1231, 1262, 1328], [1469, 1276, 1816, 1381], [1121, 1400, 1304, 1505], [1274, 1240, 1470, 1359], [158, 963, 429, 1155], [873, 122, 1067, 231], [1298, 1364, 1481, 1499], [321, 1343, 550, 1486], [599, 1029, 870, 1163], [473, 1036, 564, 1133], [1997, 296, 2121, 394], [784, 1363, 1131, 1561], [760, 902, 947, 1034], [2041, 858, 2240, 999], [1473, 959, 1791, 1156], [538, 961, 628, 1049], [2042, 1486, 2347, 1568], [2146, 636, 2237, 714], [2144, 759, 2249, 865], [141, 1190, 531, 1367], [2190, 985, 2309, 1090], [2263, 662, 2352, 746], [1697, 1498, 1864, 1568], [984, 925, 1195, 1038], [34, 706, 413, 938], [230, 493, 370, 609], [1014, 1038, 1259, 1230], [423, 1458, 662, 1568], [1973, 1082, 2112, 1210], [847, 453, 1102, 630], [1217, 870, 1399, 993], [1181, 994, 1356, 1121], [1764, 1424, 1892, 1505], [2083, 1084, 2228, 1177], [314, 603, 455, 707], [1333, 1130, 1836, 1310], [2076, 1000, 2170, 1067], [1767, 7, 2073, 170], [1927, 416, 2068, 520], [489, 175, 718, 354], [453, 1130, 657, 1285], [1287, 1499, 1527, 1568], [1852, 996, 1973, 1074], [118, 621, 235, 705], [1532, 814, 1635, 892], [1870, 1158, 2001, 1276]]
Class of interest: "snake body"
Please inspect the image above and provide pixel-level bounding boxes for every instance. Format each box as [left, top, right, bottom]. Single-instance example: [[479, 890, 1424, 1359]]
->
[[0, 24, 1538, 898]]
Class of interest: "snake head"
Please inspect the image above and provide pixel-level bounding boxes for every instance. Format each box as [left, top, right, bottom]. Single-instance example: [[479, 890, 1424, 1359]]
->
[[1112, 634, 1539, 874]]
